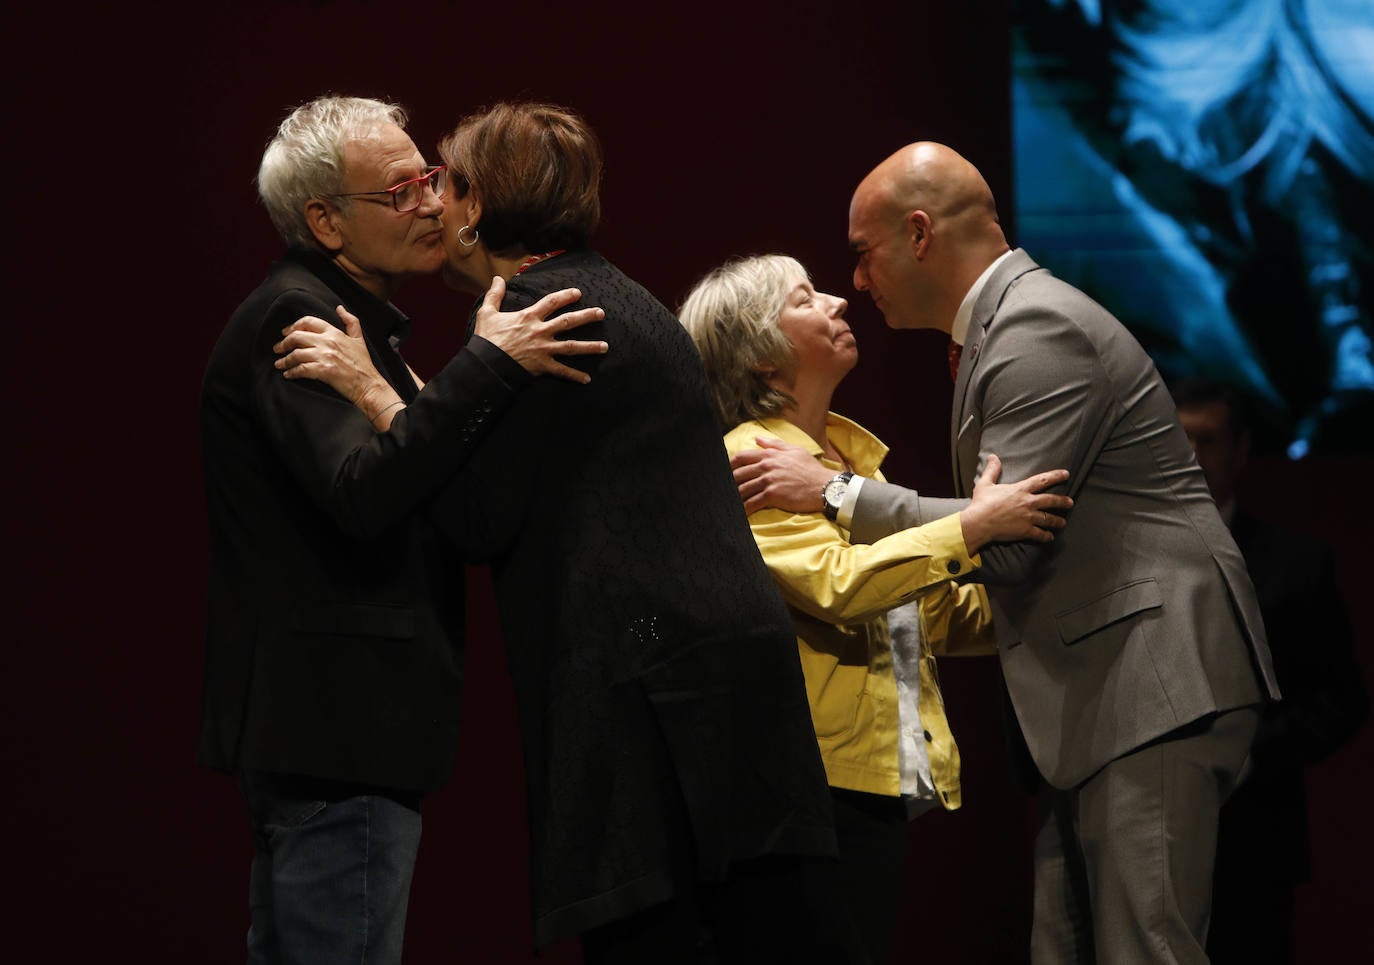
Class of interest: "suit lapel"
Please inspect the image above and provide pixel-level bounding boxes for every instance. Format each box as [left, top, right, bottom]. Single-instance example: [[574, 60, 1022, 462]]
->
[[948, 249, 1042, 495], [949, 331, 981, 496]]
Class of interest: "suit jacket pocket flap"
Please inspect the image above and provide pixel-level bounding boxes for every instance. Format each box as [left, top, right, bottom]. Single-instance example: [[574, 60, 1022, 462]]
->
[[291, 604, 416, 639], [1055, 578, 1162, 645]]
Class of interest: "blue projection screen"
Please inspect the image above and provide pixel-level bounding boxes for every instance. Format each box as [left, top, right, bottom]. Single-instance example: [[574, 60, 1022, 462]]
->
[[1011, 0, 1374, 457]]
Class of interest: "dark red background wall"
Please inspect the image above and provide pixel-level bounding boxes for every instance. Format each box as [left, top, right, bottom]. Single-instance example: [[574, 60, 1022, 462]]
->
[[6, 2, 1370, 961]]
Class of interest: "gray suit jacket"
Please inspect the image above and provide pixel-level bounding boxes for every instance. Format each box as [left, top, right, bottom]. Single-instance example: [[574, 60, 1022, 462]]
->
[[851, 249, 1280, 788]]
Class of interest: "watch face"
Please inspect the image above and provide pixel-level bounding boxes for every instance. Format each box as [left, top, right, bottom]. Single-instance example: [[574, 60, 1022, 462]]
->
[[824, 478, 846, 506]]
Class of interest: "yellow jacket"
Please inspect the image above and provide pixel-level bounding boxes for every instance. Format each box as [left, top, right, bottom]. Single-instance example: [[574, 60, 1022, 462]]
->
[[723, 414, 995, 805]]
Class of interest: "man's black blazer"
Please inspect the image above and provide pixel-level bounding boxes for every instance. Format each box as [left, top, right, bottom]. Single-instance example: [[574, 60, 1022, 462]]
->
[[198, 249, 529, 792]]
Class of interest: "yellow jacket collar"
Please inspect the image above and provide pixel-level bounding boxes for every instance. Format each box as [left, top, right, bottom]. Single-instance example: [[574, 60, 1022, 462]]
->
[[745, 413, 890, 477]]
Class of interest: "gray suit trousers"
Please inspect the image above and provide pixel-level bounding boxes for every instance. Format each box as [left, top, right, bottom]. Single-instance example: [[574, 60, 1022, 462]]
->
[[1031, 707, 1260, 965]]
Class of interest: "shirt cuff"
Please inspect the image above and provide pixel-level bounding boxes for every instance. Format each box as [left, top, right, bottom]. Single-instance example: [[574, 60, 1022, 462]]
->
[[836, 474, 865, 531]]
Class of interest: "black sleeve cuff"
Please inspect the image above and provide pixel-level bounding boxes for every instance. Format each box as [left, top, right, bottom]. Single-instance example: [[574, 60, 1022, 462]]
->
[[466, 335, 534, 390]]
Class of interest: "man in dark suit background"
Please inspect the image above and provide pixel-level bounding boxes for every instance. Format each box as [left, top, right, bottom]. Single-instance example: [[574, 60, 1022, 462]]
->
[[732, 142, 1280, 962], [1172, 378, 1369, 963], [198, 94, 602, 964]]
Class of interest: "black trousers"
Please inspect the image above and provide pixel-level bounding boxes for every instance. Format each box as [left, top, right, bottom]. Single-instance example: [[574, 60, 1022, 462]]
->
[[581, 780, 870, 965], [829, 787, 911, 965]]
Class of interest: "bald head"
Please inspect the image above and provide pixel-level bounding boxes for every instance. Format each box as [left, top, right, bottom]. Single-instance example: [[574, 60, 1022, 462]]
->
[[848, 142, 1010, 331], [858, 142, 1006, 252]]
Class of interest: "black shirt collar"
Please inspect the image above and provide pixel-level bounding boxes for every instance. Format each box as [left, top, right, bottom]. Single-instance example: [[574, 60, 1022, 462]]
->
[[282, 248, 412, 348]]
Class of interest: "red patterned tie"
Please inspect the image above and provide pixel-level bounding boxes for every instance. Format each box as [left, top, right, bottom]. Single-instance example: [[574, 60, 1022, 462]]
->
[[947, 339, 963, 383]]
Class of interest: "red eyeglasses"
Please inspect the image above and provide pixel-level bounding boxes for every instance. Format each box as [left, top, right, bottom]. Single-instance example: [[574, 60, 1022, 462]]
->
[[324, 165, 446, 213]]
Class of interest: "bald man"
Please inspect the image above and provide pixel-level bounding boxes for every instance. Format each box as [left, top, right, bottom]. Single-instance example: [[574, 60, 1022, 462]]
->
[[733, 143, 1280, 963]]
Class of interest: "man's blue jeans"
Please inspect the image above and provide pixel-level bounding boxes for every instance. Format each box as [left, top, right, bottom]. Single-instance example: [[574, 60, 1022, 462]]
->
[[240, 771, 422, 965]]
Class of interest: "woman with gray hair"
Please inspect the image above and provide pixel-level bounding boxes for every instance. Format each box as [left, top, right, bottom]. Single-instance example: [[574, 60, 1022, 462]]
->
[[679, 253, 1072, 964]]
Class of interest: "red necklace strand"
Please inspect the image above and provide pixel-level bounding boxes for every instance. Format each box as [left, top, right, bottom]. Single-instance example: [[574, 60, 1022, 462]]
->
[[513, 249, 567, 276]]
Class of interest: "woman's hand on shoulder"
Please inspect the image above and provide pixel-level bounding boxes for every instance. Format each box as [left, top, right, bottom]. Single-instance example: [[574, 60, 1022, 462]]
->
[[960, 453, 1073, 553]]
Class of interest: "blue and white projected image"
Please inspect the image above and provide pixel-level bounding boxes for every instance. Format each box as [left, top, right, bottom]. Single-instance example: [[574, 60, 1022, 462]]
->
[[1012, 0, 1374, 457]]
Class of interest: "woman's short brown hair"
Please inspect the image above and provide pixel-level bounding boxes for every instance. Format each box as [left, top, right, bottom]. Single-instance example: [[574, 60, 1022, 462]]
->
[[438, 101, 602, 254]]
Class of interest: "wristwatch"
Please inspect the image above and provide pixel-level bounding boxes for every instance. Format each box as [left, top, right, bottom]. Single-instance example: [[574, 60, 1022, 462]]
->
[[821, 471, 854, 522]]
